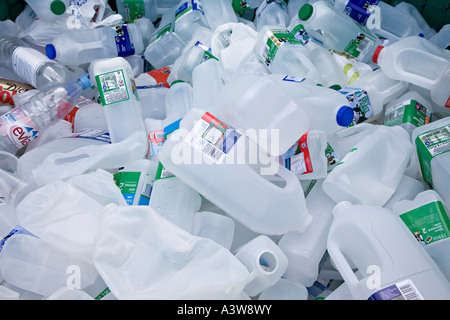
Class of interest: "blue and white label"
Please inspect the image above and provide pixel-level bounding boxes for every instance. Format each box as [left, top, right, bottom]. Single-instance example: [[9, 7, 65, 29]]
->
[[344, 0, 380, 25], [72, 129, 111, 143], [114, 24, 135, 57], [0, 226, 38, 254]]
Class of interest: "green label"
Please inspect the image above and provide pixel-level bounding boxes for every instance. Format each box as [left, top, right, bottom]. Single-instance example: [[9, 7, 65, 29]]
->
[[325, 142, 340, 172], [290, 24, 310, 45], [157, 23, 172, 39], [232, 0, 252, 12], [113, 171, 141, 205], [95, 69, 130, 106], [257, 29, 303, 68], [384, 100, 432, 128], [342, 30, 376, 61], [415, 124, 450, 186], [339, 87, 374, 126], [400, 201, 450, 246], [155, 162, 175, 180], [123, 0, 145, 21], [94, 287, 112, 300]]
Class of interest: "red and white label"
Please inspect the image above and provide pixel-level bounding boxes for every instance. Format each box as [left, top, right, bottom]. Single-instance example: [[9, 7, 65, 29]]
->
[[0, 107, 39, 149]]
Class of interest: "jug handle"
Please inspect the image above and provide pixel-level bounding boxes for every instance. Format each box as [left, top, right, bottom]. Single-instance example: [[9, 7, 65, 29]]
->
[[327, 242, 360, 288]]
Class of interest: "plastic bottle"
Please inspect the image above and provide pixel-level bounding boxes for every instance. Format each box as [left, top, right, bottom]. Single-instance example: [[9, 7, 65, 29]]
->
[[287, 0, 308, 21], [258, 277, 308, 300], [383, 91, 433, 136], [392, 190, 450, 282], [24, 0, 69, 22], [161, 80, 193, 130], [145, 118, 165, 160], [45, 18, 154, 67], [116, 0, 180, 22], [88, 57, 147, 147], [412, 117, 450, 207], [394, 1, 436, 40], [383, 174, 427, 211], [231, 0, 263, 12], [157, 107, 313, 235], [278, 179, 335, 287], [190, 211, 235, 250], [0, 74, 92, 155], [341, 68, 409, 126], [192, 58, 223, 112], [429, 24, 450, 51], [254, 26, 322, 84], [367, 1, 425, 43], [113, 158, 158, 206], [233, 235, 289, 297], [135, 72, 168, 120], [278, 130, 328, 180], [0, 37, 78, 90], [0, 168, 37, 209], [328, 201, 450, 300], [298, 1, 382, 65], [201, 0, 238, 31], [254, 0, 289, 31], [171, 0, 209, 44], [333, 0, 380, 26], [372, 36, 450, 109], [322, 125, 413, 206]]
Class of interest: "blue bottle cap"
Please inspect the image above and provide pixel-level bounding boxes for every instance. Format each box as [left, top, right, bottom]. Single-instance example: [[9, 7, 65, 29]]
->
[[45, 44, 57, 60], [77, 73, 92, 90], [336, 106, 354, 127]]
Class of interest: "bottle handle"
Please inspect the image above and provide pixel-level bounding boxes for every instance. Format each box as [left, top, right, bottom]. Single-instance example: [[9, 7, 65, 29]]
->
[[327, 242, 360, 289]]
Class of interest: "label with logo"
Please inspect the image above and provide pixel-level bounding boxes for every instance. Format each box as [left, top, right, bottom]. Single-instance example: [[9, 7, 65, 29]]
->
[[415, 124, 450, 186], [280, 131, 313, 175], [368, 279, 424, 300], [113, 170, 153, 205], [399, 200, 450, 246], [232, 0, 252, 12], [0, 107, 39, 149], [123, 0, 145, 21], [325, 142, 340, 172], [185, 112, 242, 164], [175, 0, 204, 21], [96, 69, 130, 106], [343, 0, 380, 25], [290, 24, 310, 45], [342, 30, 377, 61], [194, 41, 219, 62], [339, 86, 374, 126], [114, 24, 135, 57], [148, 129, 165, 157], [0, 78, 34, 106], [257, 29, 303, 68], [384, 99, 432, 128]]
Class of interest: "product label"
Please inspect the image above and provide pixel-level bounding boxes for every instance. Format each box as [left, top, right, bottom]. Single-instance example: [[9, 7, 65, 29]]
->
[[257, 29, 303, 68], [11, 47, 50, 87], [368, 279, 424, 300], [72, 129, 111, 143], [400, 201, 450, 246], [156, 23, 172, 39], [175, 0, 204, 21], [344, 0, 380, 25], [325, 142, 340, 172], [194, 41, 219, 62], [339, 86, 374, 126], [0, 78, 34, 106], [146, 66, 171, 88], [96, 69, 130, 106], [384, 99, 432, 128], [185, 112, 242, 164], [154, 118, 182, 180], [114, 24, 136, 57], [113, 170, 153, 205], [0, 226, 38, 254], [0, 107, 39, 149], [123, 0, 145, 21], [336, 147, 357, 166], [282, 75, 306, 83], [280, 131, 313, 175], [232, 0, 252, 12], [148, 129, 165, 157], [342, 30, 377, 61], [415, 124, 450, 186], [290, 24, 310, 45]]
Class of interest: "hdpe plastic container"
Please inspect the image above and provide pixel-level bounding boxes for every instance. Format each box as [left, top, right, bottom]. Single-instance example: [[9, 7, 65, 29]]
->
[[278, 179, 335, 287], [201, 0, 238, 30], [328, 201, 450, 300], [344, 68, 409, 125], [372, 36, 450, 109], [383, 91, 433, 136], [333, 0, 379, 26], [395, 1, 436, 40], [383, 174, 426, 211], [192, 58, 223, 112], [393, 190, 450, 281], [24, 0, 69, 21], [157, 107, 313, 235], [88, 57, 147, 146], [258, 277, 308, 300], [234, 235, 289, 297], [46, 19, 154, 66], [412, 117, 450, 207], [254, 0, 289, 31], [322, 125, 413, 206], [298, 1, 382, 64], [429, 24, 450, 50], [172, 0, 209, 43], [161, 80, 193, 130], [191, 211, 235, 250], [254, 26, 322, 85], [64, 97, 108, 132], [116, 0, 180, 22]]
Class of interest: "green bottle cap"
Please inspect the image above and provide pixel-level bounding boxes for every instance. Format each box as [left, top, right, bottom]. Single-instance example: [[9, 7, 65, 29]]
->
[[298, 4, 314, 21], [51, 0, 66, 16]]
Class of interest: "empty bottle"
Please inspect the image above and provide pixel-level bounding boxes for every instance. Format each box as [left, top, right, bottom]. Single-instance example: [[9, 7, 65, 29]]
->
[[372, 36, 450, 110], [24, 0, 69, 22], [190, 211, 235, 250], [254, 0, 289, 31], [192, 58, 224, 112], [383, 174, 426, 211], [0, 74, 92, 155], [258, 277, 308, 300], [393, 190, 450, 282], [63, 97, 108, 133], [0, 37, 78, 90], [161, 80, 193, 130], [116, 0, 180, 22], [333, 0, 379, 26], [171, 0, 209, 44], [45, 18, 155, 67], [298, 1, 382, 64], [395, 1, 436, 39], [429, 24, 450, 50], [201, 0, 238, 31], [328, 201, 450, 300]]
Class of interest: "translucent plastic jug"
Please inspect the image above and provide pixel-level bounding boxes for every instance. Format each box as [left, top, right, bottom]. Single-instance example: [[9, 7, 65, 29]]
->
[[328, 201, 450, 300], [322, 125, 413, 206], [157, 107, 313, 235]]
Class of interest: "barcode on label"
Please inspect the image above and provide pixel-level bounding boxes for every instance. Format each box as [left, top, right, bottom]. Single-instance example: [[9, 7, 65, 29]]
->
[[397, 280, 424, 300], [203, 143, 225, 163], [357, 37, 370, 52]]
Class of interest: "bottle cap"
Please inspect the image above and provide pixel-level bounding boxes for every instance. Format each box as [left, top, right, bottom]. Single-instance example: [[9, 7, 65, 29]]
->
[[298, 4, 314, 21], [329, 84, 342, 91], [45, 44, 57, 60], [372, 45, 384, 64], [170, 80, 185, 86], [77, 74, 92, 90], [50, 0, 66, 15], [336, 106, 354, 127]]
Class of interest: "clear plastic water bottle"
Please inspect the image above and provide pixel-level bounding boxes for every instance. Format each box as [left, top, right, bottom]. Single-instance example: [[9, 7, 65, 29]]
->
[[0, 37, 77, 90], [45, 18, 155, 67], [0, 74, 92, 154]]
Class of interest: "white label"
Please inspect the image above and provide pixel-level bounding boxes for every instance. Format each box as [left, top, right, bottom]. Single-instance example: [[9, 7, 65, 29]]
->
[[12, 47, 50, 87]]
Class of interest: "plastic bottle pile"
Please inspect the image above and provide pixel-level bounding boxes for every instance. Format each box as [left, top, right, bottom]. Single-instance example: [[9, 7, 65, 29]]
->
[[0, 0, 449, 301]]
